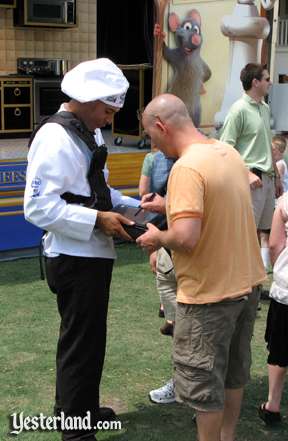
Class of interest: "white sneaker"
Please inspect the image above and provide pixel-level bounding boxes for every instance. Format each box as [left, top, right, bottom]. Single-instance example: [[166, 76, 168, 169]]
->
[[149, 379, 176, 404]]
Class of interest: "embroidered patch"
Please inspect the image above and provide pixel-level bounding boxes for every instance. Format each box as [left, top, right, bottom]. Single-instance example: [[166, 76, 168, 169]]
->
[[31, 177, 41, 198]]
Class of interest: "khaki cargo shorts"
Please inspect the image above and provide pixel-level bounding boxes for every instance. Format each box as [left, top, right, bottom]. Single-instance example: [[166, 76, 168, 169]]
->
[[173, 287, 260, 412], [251, 173, 275, 230]]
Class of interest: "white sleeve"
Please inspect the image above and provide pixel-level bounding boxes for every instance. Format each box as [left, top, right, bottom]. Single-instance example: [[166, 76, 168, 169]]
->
[[24, 124, 97, 241], [110, 186, 140, 207], [103, 164, 140, 207]]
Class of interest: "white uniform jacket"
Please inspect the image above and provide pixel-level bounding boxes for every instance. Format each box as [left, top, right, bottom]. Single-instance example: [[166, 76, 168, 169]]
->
[[24, 119, 139, 259]]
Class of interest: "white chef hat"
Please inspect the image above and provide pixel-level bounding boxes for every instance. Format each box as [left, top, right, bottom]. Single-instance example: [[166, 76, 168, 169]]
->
[[61, 58, 129, 108]]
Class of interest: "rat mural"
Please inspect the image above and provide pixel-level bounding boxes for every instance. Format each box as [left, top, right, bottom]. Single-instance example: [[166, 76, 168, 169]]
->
[[155, 9, 211, 127]]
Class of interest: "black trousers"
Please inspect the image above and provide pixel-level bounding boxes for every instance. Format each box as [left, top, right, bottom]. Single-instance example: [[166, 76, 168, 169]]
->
[[45, 254, 114, 430]]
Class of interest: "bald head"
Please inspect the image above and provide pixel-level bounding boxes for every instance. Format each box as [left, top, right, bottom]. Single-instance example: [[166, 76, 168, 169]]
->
[[142, 94, 203, 158], [143, 94, 192, 129]]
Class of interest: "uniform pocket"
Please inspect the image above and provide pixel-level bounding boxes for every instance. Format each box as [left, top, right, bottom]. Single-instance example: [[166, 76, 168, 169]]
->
[[173, 304, 215, 376]]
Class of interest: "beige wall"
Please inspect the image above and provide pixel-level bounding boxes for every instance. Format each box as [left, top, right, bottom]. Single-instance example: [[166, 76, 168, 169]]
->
[[0, 0, 96, 73]]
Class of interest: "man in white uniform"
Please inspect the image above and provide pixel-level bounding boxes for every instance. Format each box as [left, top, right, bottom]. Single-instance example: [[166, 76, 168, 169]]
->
[[24, 58, 139, 441]]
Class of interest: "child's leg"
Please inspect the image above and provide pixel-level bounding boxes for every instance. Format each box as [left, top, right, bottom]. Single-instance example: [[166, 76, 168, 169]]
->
[[266, 364, 287, 412]]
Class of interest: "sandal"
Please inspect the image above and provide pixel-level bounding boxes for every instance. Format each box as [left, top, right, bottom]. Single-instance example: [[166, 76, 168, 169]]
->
[[258, 402, 281, 425]]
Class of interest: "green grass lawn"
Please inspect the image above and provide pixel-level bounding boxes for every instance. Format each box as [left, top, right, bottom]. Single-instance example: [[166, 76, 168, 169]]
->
[[0, 243, 287, 441]]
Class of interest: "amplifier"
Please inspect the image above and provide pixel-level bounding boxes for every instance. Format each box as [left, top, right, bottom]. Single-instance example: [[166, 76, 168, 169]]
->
[[17, 58, 68, 77]]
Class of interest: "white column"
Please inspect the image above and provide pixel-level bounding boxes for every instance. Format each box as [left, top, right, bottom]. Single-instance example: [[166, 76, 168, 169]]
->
[[214, 2, 270, 128]]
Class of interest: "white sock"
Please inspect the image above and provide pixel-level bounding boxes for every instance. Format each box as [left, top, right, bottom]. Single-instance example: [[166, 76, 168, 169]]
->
[[261, 247, 270, 271]]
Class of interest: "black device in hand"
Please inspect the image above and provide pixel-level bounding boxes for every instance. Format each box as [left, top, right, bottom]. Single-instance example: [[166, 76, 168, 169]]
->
[[112, 196, 166, 240]]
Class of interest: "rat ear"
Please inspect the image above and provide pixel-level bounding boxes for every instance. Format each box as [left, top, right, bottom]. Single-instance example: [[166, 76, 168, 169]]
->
[[186, 9, 201, 26], [168, 12, 180, 32]]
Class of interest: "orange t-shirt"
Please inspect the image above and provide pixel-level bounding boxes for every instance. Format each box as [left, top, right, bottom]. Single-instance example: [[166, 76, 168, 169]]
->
[[166, 140, 266, 304]]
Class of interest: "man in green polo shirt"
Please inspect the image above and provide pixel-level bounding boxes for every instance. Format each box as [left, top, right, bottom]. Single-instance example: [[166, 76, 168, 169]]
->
[[220, 63, 282, 234]]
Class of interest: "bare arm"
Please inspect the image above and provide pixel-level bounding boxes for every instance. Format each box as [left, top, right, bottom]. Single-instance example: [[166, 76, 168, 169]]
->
[[269, 203, 288, 265], [277, 161, 285, 180], [272, 157, 283, 198], [149, 251, 157, 273], [136, 217, 202, 254], [138, 175, 151, 197], [159, 217, 202, 252]]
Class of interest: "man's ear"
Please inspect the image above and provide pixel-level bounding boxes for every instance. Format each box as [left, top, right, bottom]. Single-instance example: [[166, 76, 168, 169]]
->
[[155, 120, 166, 133], [252, 78, 259, 88]]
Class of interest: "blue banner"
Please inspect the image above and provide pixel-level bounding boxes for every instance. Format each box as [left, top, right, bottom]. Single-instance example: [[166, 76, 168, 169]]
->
[[0, 159, 27, 194], [0, 159, 42, 251]]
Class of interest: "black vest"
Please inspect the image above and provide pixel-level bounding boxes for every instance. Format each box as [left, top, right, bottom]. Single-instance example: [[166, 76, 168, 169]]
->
[[29, 111, 113, 211]]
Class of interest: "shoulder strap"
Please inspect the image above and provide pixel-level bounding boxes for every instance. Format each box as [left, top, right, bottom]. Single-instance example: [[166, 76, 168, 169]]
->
[[29, 111, 112, 211], [29, 111, 97, 153]]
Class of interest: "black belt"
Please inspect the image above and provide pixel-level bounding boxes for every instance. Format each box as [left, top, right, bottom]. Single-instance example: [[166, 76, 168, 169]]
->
[[250, 168, 263, 179]]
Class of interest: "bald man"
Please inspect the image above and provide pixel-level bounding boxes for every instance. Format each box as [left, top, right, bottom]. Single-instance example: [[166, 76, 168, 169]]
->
[[137, 94, 266, 441]]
